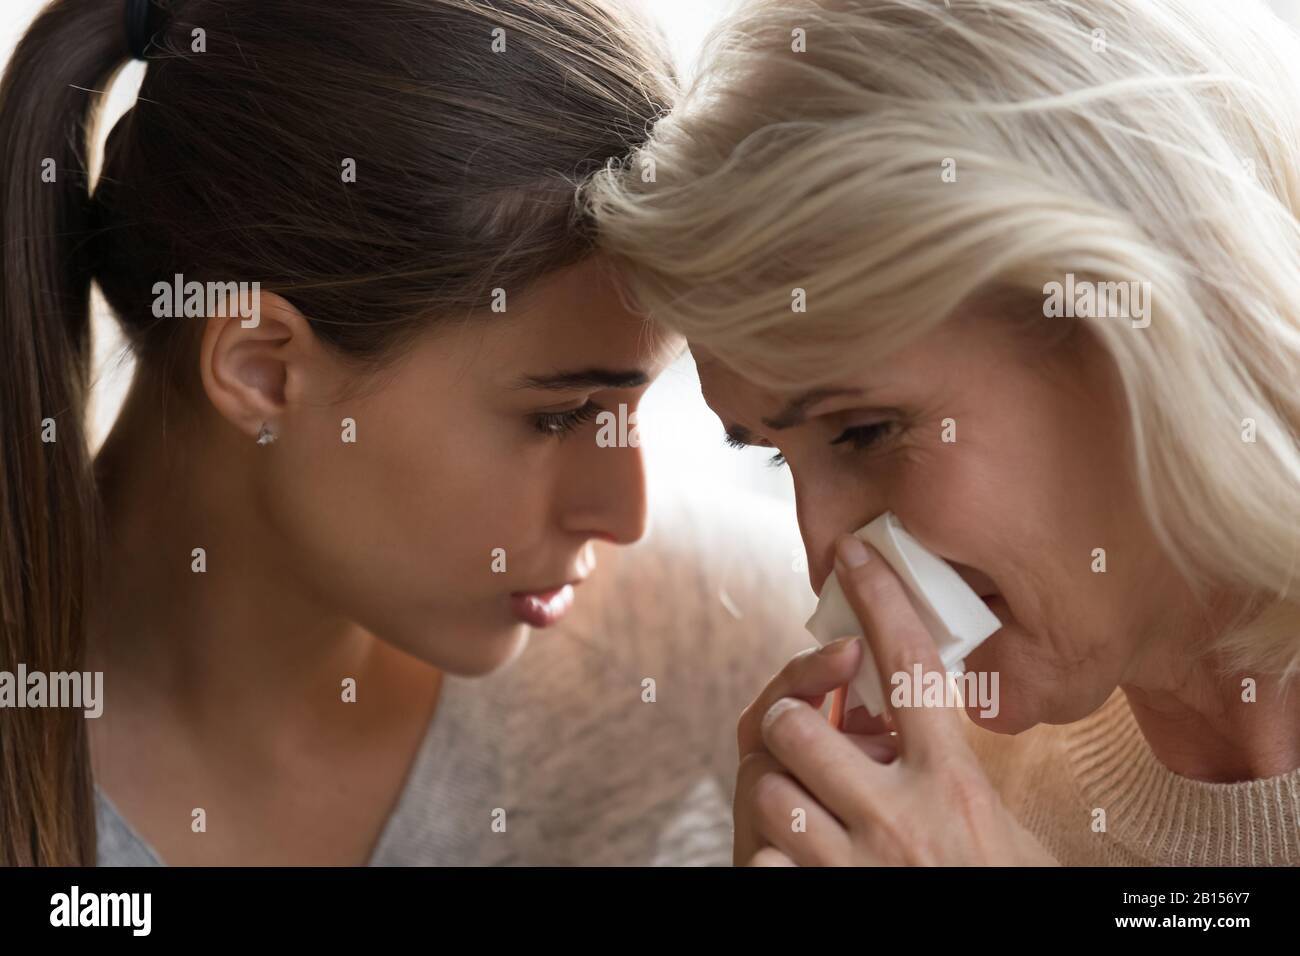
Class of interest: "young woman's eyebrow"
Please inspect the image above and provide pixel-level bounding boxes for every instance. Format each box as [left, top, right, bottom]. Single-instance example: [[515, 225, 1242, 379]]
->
[[512, 369, 650, 391]]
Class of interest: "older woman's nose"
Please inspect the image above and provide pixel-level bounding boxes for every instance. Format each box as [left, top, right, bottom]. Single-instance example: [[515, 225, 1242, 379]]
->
[[802, 531, 852, 597], [794, 477, 879, 596]]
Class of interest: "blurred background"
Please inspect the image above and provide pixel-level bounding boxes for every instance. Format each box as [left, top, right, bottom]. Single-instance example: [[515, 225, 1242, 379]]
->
[[3, 0, 1298, 506]]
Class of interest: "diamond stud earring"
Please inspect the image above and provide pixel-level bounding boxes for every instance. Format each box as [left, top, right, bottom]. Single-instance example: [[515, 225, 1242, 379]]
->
[[256, 422, 277, 446]]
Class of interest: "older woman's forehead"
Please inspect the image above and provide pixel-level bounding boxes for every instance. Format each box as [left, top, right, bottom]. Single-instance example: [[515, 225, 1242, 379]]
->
[[695, 354, 765, 403]]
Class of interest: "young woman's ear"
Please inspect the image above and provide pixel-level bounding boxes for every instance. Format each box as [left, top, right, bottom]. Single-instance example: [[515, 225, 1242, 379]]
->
[[198, 290, 321, 442]]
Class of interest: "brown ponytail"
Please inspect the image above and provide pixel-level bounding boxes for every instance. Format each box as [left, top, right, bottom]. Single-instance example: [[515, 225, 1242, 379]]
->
[[0, 0, 133, 866], [0, 0, 135, 868]]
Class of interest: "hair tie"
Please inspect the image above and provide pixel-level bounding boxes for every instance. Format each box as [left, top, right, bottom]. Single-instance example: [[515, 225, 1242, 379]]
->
[[124, 0, 169, 61]]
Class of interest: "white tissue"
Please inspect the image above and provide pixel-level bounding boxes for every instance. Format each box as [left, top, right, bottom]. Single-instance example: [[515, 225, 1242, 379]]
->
[[804, 511, 1002, 717]]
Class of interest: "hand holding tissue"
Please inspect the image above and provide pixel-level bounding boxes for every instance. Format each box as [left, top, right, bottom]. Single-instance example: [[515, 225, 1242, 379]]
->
[[804, 512, 1002, 717]]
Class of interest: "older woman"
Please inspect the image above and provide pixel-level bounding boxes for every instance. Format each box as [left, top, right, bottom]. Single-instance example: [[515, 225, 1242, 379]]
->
[[589, 0, 1300, 865]]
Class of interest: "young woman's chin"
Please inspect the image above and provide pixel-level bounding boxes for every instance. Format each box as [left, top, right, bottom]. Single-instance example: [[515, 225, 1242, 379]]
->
[[415, 623, 531, 678], [454, 624, 533, 677], [440, 582, 583, 674], [366, 600, 533, 678]]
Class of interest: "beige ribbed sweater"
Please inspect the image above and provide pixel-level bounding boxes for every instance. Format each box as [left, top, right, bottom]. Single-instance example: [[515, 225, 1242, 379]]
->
[[965, 687, 1300, 866]]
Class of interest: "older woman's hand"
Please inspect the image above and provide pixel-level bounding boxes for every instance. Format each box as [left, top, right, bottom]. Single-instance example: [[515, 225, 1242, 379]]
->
[[733, 534, 1059, 866]]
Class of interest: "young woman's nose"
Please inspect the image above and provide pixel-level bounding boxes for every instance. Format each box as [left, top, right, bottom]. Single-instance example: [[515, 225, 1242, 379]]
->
[[558, 443, 649, 547]]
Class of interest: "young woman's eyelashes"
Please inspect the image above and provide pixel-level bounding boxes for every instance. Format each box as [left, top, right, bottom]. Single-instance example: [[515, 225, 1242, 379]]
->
[[530, 399, 604, 438]]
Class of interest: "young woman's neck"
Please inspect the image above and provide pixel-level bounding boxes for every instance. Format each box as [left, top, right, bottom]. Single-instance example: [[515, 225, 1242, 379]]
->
[[87, 368, 409, 747]]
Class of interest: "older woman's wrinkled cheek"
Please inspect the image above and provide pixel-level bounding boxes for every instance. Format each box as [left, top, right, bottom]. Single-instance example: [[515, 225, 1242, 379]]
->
[[883, 406, 1135, 731]]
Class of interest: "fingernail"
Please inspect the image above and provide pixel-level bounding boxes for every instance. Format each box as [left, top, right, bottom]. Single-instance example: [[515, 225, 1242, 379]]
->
[[762, 697, 801, 731], [818, 636, 855, 655], [836, 534, 871, 568]]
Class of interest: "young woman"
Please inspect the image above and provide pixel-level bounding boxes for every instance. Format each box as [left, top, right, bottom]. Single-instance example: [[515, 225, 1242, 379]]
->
[[0, 0, 815, 866], [589, 0, 1300, 865]]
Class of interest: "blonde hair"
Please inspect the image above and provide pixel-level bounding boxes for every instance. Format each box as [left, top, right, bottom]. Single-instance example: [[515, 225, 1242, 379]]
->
[[587, 0, 1300, 675]]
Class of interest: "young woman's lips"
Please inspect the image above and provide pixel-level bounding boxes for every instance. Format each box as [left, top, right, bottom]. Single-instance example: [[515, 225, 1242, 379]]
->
[[509, 584, 576, 628]]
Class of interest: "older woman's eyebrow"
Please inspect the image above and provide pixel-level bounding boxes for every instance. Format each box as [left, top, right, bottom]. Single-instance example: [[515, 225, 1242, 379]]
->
[[760, 387, 865, 430], [512, 368, 649, 391], [721, 387, 867, 446]]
